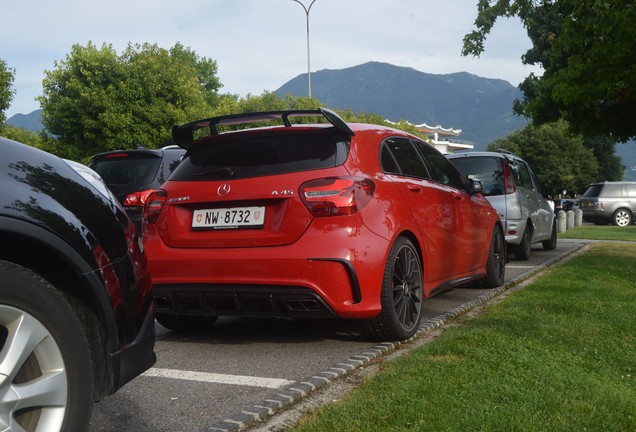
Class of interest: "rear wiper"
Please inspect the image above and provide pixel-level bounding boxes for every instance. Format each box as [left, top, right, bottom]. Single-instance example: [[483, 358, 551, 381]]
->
[[193, 166, 235, 178]]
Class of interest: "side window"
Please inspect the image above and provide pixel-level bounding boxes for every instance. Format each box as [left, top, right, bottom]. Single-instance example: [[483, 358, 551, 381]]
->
[[413, 140, 466, 190], [380, 144, 401, 174], [381, 138, 430, 179], [602, 184, 622, 197], [528, 167, 547, 197], [510, 159, 533, 189]]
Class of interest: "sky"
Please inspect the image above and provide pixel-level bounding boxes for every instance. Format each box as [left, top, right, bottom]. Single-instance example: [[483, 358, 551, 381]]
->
[[1, 0, 542, 118]]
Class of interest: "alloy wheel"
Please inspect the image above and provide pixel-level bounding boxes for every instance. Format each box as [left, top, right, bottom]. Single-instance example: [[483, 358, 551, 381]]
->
[[391, 243, 423, 332], [0, 305, 67, 432]]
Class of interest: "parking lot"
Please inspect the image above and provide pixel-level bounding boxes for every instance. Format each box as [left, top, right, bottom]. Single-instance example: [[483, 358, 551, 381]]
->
[[89, 240, 585, 432]]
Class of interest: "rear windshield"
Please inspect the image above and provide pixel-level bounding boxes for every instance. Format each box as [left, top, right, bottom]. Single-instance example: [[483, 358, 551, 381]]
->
[[582, 184, 604, 198], [91, 156, 161, 187], [172, 132, 349, 181], [449, 156, 504, 196]]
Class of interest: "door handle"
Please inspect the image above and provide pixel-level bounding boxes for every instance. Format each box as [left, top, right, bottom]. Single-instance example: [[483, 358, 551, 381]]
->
[[407, 185, 422, 193]]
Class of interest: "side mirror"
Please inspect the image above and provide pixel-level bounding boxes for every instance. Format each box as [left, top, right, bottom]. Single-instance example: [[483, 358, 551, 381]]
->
[[470, 179, 483, 194]]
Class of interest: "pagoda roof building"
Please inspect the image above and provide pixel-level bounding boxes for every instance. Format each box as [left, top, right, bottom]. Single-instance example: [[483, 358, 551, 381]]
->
[[415, 123, 474, 154], [386, 120, 474, 154]]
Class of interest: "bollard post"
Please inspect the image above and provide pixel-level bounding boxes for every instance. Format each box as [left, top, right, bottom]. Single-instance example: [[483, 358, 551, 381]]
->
[[566, 210, 575, 229], [574, 209, 583, 226], [557, 210, 567, 233]]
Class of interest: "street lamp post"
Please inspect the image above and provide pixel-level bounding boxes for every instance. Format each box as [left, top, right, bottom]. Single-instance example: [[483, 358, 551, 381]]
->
[[291, 0, 318, 98]]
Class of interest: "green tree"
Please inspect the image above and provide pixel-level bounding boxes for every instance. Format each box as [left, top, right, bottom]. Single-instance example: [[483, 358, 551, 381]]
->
[[211, 91, 320, 117], [463, 0, 636, 142], [2, 125, 43, 148], [0, 58, 16, 131], [38, 42, 218, 159], [207, 92, 426, 138], [583, 135, 625, 182], [487, 121, 598, 196], [169, 43, 223, 107]]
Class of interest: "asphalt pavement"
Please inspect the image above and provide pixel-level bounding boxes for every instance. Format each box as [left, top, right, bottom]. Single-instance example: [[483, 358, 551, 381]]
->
[[89, 239, 586, 432]]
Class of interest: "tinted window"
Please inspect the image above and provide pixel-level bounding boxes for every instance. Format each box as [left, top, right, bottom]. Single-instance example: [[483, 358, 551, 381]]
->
[[449, 156, 503, 196], [414, 141, 466, 190], [582, 184, 603, 198], [509, 159, 533, 189], [158, 151, 185, 184], [381, 138, 429, 178], [602, 184, 624, 197], [380, 143, 401, 174], [174, 133, 348, 180], [92, 156, 161, 187], [529, 166, 547, 197]]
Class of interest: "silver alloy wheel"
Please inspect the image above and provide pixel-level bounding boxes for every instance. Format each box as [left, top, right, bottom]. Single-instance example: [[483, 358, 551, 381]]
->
[[0, 304, 67, 431], [613, 209, 632, 227]]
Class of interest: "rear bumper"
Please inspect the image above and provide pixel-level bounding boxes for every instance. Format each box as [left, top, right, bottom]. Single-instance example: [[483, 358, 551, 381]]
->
[[145, 220, 391, 319], [503, 218, 528, 245], [154, 283, 339, 319], [581, 208, 610, 224]]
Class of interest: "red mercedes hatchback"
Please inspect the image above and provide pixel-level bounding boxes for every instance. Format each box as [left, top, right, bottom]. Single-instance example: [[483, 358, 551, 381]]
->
[[143, 109, 505, 341]]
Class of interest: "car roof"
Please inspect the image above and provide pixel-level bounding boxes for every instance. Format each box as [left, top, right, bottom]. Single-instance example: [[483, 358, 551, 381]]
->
[[90, 146, 185, 161], [447, 150, 521, 160], [589, 181, 636, 185]]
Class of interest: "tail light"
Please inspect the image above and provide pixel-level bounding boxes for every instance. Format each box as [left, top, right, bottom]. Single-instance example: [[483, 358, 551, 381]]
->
[[123, 189, 155, 207], [503, 162, 517, 194], [300, 177, 375, 217], [143, 189, 168, 224]]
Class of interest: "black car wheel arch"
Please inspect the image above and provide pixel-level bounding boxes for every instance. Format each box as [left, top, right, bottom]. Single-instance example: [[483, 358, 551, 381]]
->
[[0, 217, 118, 396]]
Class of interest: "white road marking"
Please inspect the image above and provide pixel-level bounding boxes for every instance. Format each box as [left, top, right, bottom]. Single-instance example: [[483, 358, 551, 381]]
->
[[506, 265, 535, 269], [142, 367, 294, 389]]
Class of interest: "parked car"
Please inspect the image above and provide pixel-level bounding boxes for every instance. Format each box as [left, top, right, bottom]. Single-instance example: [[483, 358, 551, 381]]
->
[[447, 150, 556, 260], [0, 137, 156, 431], [579, 181, 636, 226], [553, 198, 579, 215], [143, 108, 505, 341], [89, 145, 186, 232]]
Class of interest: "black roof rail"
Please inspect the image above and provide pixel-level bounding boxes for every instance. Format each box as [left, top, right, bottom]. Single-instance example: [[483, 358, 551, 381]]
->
[[172, 107, 354, 150]]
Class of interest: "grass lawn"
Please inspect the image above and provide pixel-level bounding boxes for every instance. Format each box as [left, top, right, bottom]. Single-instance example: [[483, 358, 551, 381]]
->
[[559, 224, 636, 241], [292, 243, 636, 432]]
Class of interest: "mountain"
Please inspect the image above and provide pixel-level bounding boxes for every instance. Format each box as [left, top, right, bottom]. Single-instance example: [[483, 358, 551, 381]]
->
[[275, 61, 527, 149], [5, 62, 635, 179], [6, 109, 43, 132], [276, 61, 636, 180]]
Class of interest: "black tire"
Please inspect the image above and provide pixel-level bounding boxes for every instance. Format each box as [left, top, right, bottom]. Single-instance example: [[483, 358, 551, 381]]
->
[[155, 312, 218, 332], [611, 208, 632, 227], [0, 259, 94, 432], [479, 226, 506, 288], [512, 226, 532, 261], [542, 221, 558, 250], [362, 237, 423, 341]]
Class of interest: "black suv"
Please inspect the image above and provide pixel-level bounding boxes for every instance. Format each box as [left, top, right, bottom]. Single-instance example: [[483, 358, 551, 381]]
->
[[1, 136, 156, 431], [89, 145, 186, 231]]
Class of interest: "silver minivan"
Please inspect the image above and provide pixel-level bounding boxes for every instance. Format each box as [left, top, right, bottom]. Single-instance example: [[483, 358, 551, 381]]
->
[[448, 150, 556, 260], [579, 181, 636, 226]]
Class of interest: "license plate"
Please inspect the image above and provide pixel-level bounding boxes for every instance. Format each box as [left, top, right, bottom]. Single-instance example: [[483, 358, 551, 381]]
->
[[192, 206, 265, 230]]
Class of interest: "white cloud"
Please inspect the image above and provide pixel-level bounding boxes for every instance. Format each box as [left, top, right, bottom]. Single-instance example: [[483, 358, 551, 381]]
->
[[1, 0, 541, 117]]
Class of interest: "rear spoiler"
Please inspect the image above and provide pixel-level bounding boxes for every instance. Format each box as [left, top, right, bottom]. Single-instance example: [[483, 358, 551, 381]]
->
[[172, 107, 354, 150]]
